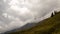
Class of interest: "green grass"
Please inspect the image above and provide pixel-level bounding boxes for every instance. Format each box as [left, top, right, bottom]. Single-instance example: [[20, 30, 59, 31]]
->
[[7, 12, 60, 34]]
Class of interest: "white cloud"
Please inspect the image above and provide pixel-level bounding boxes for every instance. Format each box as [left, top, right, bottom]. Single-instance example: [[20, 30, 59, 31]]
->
[[3, 0, 7, 2]]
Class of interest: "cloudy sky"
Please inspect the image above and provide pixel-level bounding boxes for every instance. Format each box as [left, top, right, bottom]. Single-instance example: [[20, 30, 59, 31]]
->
[[0, 0, 60, 33]]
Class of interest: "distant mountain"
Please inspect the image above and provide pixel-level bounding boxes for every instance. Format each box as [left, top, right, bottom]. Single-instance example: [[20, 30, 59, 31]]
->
[[4, 11, 60, 34], [4, 23, 37, 34]]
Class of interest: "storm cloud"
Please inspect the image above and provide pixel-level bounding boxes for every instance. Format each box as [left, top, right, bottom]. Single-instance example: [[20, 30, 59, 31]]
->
[[0, 0, 60, 33]]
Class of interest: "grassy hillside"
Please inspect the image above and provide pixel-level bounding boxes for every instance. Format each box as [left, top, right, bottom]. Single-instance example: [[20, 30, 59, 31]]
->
[[6, 12, 60, 34]]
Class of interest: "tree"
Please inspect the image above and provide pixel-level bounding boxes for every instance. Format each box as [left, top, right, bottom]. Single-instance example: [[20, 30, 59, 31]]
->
[[51, 12, 54, 17], [54, 11, 57, 15]]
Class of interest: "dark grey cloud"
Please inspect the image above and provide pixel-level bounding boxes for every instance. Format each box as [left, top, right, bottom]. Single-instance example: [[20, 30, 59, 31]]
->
[[0, 0, 60, 33]]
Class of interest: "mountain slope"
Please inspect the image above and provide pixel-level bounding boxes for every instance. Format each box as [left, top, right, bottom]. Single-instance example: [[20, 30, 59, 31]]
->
[[5, 12, 60, 34]]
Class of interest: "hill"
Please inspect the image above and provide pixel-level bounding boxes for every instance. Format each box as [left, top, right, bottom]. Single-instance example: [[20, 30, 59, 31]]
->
[[4, 11, 60, 34]]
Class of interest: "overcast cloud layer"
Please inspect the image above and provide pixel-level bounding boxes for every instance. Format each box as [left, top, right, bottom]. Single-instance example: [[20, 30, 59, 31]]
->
[[0, 0, 60, 33]]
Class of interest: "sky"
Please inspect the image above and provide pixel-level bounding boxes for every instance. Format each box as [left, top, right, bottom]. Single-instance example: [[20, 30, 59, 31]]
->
[[0, 0, 60, 33]]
